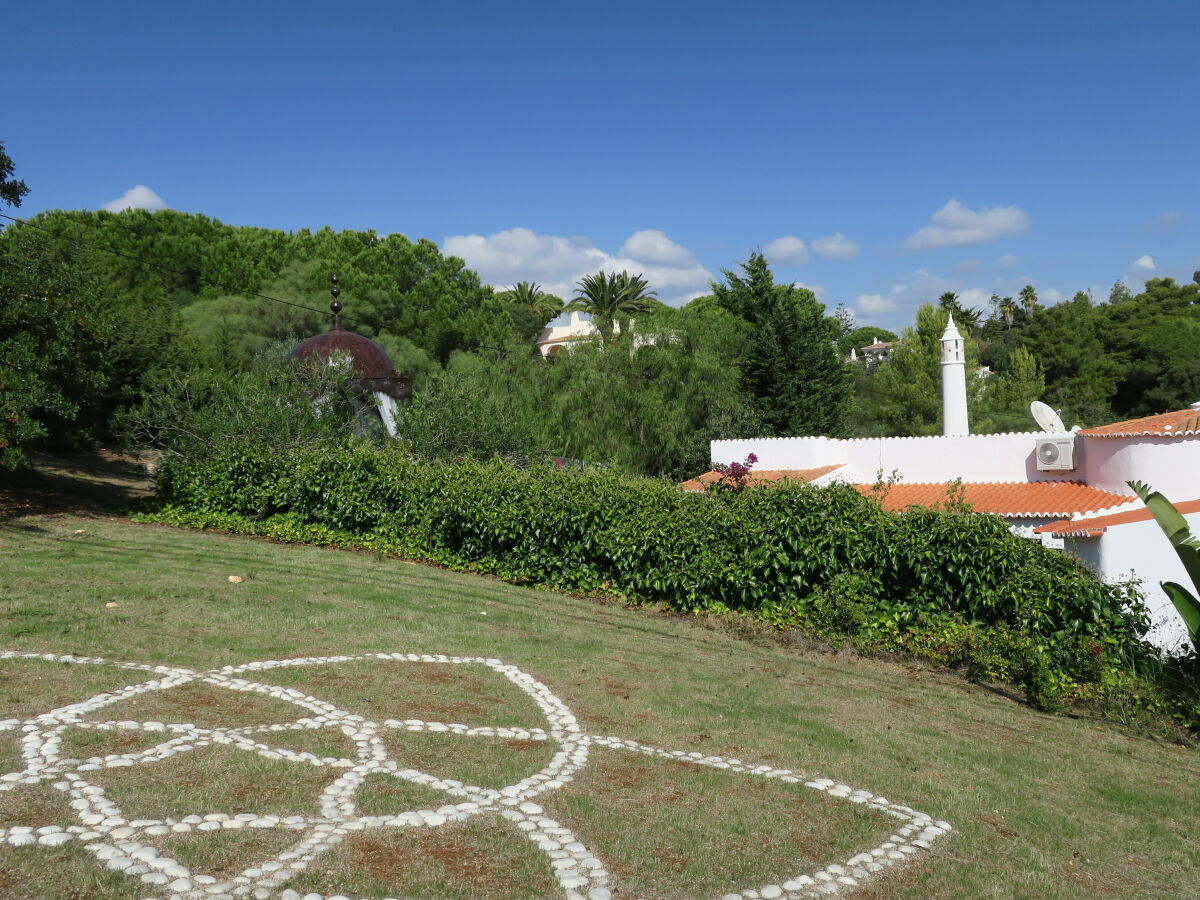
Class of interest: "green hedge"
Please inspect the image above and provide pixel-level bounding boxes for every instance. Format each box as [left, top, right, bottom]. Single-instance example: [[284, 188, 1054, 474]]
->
[[141, 440, 1174, 717]]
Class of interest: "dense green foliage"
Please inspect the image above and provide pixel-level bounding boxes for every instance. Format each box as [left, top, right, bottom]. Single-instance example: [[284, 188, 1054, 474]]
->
[[395, 308, 761, 479], [4, 202, 1198, 469], [0, 209, 521, 464], [854, 277, 1200, 435], [713, 253, 853, 436], [850, 304, 992, 436], [0, 141, 30, 209], [122, 351, 367, 459], [0, 227, 111, 466], [139, 441, 1183, 719], [565, 271, 659, 343]]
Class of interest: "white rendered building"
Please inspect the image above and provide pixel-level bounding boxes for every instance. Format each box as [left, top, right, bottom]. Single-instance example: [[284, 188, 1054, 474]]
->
[[686, 318, 1200, 652]]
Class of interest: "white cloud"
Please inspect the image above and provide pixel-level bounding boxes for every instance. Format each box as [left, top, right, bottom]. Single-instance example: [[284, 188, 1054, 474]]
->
[[854, 293, 898, 316], [443, 228, 605, 285], [1149, 211, 1184, 230], [791, 281, 826, 301], [1041, 288, 1065, 304], [102, 184, 166, 212], [890, 268, 959, 301], [851, 268, 978, 324], [1119, 257, 1157, 294], [763, 235, 809, 265], [904, 199, 1029, 250], [956, 287, 992, 310], [994, 253, 1018, 269], [442, 227, 712, 305], [618, 229, 696, 266], [811, 232, 859, 260]]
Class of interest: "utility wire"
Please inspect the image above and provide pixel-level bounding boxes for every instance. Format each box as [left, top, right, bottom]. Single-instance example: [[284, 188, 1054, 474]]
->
[[0, 211, 336, 320]]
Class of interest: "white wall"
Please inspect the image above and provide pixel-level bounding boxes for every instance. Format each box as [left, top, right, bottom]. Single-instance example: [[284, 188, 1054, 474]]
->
[[1081, 436, 1200, 499], [1067, 512, 1200, 655], [712, 432, 1085, 485]]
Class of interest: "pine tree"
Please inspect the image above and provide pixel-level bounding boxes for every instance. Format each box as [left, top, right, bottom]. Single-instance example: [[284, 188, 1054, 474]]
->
[[713, 253, 852, 435]]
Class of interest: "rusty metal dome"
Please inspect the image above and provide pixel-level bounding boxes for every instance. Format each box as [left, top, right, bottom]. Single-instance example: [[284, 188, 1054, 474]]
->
[[288, 274, 413, 402]]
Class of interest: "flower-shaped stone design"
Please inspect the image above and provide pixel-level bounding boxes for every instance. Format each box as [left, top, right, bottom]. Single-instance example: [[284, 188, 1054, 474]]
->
[[0, 651, 951, 899]]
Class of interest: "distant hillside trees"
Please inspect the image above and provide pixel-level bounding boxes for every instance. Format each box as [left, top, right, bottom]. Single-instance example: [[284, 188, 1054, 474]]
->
[[972, 276, 1200, 428], [0, 209, 518, 455]]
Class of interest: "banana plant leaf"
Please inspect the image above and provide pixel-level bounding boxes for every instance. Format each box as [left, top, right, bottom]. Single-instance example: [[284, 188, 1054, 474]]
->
[[1129, 481, 1200, 644]]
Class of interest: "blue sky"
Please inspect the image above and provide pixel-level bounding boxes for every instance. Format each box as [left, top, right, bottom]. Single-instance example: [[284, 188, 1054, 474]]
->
[[8, 0, 1198, 330]]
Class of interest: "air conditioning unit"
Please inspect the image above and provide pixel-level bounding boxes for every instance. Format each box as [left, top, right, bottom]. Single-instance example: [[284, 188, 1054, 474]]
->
[[1035, 436, 1076, 471]]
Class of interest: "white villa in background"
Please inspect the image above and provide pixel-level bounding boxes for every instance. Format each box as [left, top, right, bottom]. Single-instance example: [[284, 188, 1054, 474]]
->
[[536, 312, 663, 358], [535, 312, 594, 357], [685, 316, 1200, 654], [536, 312, 623, 358], [850, 340, 900, 366]]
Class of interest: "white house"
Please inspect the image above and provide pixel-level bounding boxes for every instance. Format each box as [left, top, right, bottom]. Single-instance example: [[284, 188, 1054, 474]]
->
[[686, 318, 1200, 653], [534, 312, 660, 358], [535, 312, 600, 358], [852, 340, 901, 366]]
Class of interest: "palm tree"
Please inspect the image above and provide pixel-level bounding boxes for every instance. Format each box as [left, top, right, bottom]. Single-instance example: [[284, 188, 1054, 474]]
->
[[566, 271, 657, 343], [1019, 284, 1038, 319], [937, 291, 981, 334], [507, 281, 563, 321], [998, 297, 1018, 329]]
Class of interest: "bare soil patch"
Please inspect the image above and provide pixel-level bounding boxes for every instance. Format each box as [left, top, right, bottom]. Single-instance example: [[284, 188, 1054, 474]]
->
[[540, 746, 887, 900], [0, 782, 74, 828], [81, 681, 306, 729], [285, 819, 561, 900], [57, 726, 171, 762], [377, 730, 556, 789], [264, 660, 545, 726], [89, 744, 338, 819]]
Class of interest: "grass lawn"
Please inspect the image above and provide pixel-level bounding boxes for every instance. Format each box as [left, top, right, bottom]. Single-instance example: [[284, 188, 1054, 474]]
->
[[0, 511, 1198, 898]]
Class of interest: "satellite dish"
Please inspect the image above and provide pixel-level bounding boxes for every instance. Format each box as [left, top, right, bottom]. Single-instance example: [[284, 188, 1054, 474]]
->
[[1030, 401, 1066, 433]]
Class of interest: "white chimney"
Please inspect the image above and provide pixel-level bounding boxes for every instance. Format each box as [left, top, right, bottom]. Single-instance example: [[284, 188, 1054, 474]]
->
[[940, 314, 969, 436]]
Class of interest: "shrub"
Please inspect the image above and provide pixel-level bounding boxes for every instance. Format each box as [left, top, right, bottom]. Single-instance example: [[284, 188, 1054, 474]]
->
[[140, 442, 1192, 724]]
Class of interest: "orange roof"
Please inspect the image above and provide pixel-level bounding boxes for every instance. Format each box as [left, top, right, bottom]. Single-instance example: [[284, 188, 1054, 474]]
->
[[678, 465, 842, 492], [852, 481, 1136, 518], [1035, 497, 1200, 537], [1079, 407, 1200, 438]]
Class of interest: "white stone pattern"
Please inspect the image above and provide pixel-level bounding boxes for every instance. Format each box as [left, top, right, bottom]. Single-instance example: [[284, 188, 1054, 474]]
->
[[0, 651, 952, 899]]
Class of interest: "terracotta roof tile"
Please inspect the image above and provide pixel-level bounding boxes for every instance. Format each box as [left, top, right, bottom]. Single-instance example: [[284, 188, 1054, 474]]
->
[[678, 465, 842, 492], [852, 481, 1136, 517], [1034, 497, 1200, 536], [1078, 407, 1200, 438]]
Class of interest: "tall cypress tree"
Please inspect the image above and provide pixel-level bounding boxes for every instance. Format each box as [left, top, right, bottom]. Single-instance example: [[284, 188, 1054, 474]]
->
[[712, 253, 852, 436]]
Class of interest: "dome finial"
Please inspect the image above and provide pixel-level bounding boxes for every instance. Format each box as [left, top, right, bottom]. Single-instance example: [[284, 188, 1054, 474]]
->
[[329, 273, 343, 328]]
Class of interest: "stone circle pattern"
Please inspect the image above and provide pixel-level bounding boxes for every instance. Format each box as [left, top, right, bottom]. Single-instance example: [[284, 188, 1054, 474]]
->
[[0, 650, 952, 899]]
